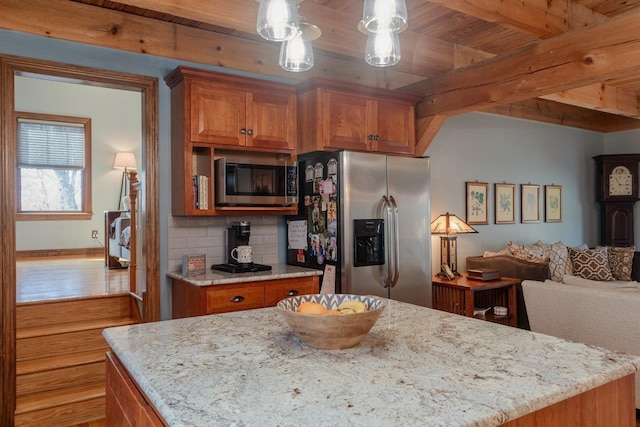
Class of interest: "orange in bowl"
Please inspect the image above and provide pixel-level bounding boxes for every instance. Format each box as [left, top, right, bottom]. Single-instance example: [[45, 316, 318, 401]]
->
[[297, 301, 328, 314], [277, 294, 386, 349]]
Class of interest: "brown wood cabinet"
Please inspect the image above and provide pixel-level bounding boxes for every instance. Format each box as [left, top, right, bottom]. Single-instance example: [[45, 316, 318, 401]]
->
[[106, 351, 167, 426], [165, 66, 297, 216], [297, 79, 420, 156], [171, 275, 319, 318]]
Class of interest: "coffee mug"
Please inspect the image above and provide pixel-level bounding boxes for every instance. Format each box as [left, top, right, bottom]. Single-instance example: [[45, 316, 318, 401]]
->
[[231, 245, 252, 264]]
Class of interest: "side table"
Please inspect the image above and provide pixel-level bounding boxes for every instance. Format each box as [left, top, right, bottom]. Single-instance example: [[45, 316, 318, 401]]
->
[[432, 273, 521, 327]]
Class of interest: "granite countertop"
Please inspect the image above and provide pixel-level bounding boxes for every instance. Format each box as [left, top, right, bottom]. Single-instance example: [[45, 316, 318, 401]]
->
[[103, 301, 640, 427], [167, 264, 322, 286]]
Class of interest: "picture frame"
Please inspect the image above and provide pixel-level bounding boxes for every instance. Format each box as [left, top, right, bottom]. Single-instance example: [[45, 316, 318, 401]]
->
[[494, 183, 515, 224], [466, 181, 489, 225], [520, 184, 540, 223], [545, 185, 562, 222]]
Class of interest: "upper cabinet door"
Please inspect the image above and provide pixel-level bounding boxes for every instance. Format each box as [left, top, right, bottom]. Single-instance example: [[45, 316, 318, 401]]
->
[[190, 81, 246, 146], [322, 91, 371, 151], [371, 99, 416, 156], [247, 90, 296, 151]]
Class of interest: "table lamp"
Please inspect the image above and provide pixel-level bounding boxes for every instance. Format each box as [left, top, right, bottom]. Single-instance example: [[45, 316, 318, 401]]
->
[[430, 212, 477, 277], [113, 152, 137, 210]]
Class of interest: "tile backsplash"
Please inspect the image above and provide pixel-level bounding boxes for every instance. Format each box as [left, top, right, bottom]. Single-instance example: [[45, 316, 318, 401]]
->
[[167, 215, 280, 273]]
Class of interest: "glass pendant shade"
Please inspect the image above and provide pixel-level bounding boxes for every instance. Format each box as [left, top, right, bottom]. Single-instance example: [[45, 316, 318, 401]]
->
[[256, 0, 299, 42], [365, 30, 401, 67], [362, 0, 408, 33], [279, 30, 314, 72]]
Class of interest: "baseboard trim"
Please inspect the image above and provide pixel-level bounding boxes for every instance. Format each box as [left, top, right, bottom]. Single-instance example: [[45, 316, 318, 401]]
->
[[17, 248, 103, 260]]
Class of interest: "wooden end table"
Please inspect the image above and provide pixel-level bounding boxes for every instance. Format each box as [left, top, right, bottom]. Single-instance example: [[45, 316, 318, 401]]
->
[[432, 273, 520, 327]]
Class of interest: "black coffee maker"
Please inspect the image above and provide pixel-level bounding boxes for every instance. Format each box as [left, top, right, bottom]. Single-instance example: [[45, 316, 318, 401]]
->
[[211, 221, 272, 273], [227, 221, 251, 265]]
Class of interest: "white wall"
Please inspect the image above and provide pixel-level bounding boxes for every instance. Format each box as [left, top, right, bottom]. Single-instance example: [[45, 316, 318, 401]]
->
[[603, 129, 640, 245], [425, 112, 604, 275], [14, 76, 142, 250]]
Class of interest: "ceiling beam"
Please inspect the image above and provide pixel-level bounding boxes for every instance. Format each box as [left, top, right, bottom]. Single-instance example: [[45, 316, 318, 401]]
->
[[408, 8, 640, 119], [484, 98, 640, 132], [541, 84, 640, 118], [422, 0, 607, 39], [108, 0, 454, 77], [415, 115, 447, 155], [0, 0, 423, 89]]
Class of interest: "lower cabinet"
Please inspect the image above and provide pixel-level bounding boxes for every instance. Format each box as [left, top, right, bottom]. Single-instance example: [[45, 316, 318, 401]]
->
[[106, 351, 167, 426], [171, 276, 319, 318]]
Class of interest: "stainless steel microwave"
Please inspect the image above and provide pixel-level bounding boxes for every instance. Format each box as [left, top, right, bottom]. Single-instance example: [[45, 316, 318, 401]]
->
[[214, 156, 298, 206]]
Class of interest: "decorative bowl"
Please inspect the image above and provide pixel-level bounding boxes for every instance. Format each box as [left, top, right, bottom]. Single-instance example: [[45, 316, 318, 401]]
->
[[277, 294, 386, 349]]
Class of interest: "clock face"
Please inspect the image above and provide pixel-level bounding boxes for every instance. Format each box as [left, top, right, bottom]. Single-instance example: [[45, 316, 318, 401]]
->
[[609, 166, 633, 196]]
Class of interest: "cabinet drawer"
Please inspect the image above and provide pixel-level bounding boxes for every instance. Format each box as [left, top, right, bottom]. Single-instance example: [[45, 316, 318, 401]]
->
[[265, 277, 318, 307], [205, 284, 265, 314]]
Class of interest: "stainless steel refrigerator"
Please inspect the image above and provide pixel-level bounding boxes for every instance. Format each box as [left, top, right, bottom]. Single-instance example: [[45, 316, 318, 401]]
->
[[286, 150, 432, 307]]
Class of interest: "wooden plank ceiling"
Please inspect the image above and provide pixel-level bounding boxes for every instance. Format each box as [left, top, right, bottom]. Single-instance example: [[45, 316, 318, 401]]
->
[[1, 0, 640, 144]]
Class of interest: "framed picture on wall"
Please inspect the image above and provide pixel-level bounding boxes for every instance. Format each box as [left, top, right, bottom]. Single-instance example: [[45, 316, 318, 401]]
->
[[545, 185, 562, 222], [521, 184, 540, 223], [466, 181, 489, 225], [494, 183, 515, 224]]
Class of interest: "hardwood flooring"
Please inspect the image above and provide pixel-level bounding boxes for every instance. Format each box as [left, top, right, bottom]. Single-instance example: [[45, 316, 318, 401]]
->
[[16, 257, 129, 303]]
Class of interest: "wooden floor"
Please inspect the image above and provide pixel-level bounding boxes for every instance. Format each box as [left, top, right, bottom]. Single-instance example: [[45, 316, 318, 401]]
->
[[16, 257, 129, 303]]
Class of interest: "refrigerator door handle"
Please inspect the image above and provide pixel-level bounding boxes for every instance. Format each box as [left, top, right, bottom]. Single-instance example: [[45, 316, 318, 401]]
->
[[381, 195, 394, 288], [389, 195, 400, 287]]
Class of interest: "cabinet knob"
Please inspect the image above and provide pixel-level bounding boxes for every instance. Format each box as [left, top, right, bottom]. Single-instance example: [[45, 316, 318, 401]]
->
[[285, 289, 299, 297], [240, 128, 247, 135], [374, 135, 380, 141], [368, 134, 374, 140], [230, 295, 245, 303], [247, 129, 253, 136]]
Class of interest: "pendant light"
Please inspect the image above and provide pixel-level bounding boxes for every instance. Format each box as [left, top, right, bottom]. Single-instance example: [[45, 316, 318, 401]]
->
[[256, 0, 300, 42], [362, 0, 408, 33], [279, 17, 320, 72], [363, 28, 401, 67]]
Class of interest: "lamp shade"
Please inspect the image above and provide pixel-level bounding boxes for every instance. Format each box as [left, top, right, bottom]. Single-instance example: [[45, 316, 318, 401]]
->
[[430, 212, 477, 235], [365, 30, 401, 67], [113, 152, 137, 170], [362, 0, 408, 33], [279, 29, 314, 72], [256, 0, 299, 42]]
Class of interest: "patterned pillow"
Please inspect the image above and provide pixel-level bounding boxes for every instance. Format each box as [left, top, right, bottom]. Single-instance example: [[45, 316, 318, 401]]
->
[[508, 241, 546, 259], [568, 247, 614, 281], [538, 241, 571, 282], [608, 246, 635, 281]]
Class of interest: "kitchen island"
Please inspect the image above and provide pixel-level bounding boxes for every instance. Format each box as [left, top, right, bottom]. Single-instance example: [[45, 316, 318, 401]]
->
[[104, 300, 640, 426]]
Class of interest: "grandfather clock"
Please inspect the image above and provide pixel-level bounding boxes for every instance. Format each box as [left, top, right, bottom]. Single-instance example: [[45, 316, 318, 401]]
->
[[593, 154, 640, 247]]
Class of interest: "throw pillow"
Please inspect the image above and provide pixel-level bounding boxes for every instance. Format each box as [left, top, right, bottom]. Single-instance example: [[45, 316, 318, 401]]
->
[[538, 241, 571, 282], [568, 247, 614, 281], [608, 246, 636, 281], [482, 248, 510, 257], [508, 241, 546, 259], [511, 249, 549, 264]]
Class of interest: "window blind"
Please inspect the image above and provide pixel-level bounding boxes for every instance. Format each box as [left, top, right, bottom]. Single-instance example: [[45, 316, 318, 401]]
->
[[17, 119, 85, 169]]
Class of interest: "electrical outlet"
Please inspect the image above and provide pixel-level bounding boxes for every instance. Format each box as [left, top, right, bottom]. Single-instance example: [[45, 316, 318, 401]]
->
[[91, 230, 99, 239]]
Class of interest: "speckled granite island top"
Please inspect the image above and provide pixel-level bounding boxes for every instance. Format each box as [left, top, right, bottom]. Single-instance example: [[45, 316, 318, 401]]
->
[[166, 264, 322, 286], [103, 300, 640, 427]]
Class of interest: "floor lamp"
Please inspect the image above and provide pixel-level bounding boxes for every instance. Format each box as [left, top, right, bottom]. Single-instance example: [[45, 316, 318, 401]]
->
[[430, 212, 477, 277], [113, 152, 137, 210]]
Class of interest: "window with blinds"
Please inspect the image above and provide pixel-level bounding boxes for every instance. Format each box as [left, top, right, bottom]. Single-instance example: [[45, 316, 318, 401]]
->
[[16, 112, 92, 220]]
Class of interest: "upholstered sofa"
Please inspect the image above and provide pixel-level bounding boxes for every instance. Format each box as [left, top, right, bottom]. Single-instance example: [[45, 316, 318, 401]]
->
[[522, 276, 640, 408]]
